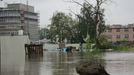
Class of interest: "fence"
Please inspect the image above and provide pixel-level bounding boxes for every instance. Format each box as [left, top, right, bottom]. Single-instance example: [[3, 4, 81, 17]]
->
[[25, 44, 43, 57]]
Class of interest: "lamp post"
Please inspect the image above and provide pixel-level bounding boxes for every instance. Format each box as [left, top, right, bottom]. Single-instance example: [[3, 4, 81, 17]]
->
[[26, 0, 30, 39]]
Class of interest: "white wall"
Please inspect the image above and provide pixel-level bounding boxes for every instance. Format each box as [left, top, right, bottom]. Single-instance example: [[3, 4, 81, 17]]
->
[[43, 43, 80, 50], [0, 36, 30, 75]]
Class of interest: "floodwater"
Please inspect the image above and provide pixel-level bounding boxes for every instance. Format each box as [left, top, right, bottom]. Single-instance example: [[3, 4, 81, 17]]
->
[[1, 44, 134, 75]]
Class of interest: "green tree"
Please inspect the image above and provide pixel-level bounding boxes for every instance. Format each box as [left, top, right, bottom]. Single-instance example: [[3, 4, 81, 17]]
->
[[39, 28, 49, 39], [73, 0, 107, 48], [49, 12, 75, 43]]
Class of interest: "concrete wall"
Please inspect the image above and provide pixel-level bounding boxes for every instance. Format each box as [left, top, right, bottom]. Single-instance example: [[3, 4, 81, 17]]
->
[[0, 36, 30, 75]]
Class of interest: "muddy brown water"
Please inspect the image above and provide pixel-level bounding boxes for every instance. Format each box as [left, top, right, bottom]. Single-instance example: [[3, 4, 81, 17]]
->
[[1, 50, 134, 75]]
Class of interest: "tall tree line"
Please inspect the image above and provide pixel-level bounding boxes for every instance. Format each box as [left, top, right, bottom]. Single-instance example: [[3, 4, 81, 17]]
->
[[40, 0, 108, 48]]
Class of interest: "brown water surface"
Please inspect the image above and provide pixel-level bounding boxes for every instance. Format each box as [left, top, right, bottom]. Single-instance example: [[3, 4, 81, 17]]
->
[[1, 50, 134, 75]]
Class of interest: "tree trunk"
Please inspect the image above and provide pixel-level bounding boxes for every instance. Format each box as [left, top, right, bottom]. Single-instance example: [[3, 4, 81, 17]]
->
[[95, 0, 101, 48]]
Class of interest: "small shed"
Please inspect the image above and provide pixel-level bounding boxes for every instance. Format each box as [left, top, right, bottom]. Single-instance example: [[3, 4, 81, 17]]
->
[[25, 44, 43, 57]]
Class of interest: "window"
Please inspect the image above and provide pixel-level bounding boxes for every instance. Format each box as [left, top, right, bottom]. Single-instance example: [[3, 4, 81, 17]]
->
[[116, 35, 120, 39], [133, 28, 134, 32], [116, 29, 120, 32], [124, 28, 128, 32], [124, 34, 129, 38]]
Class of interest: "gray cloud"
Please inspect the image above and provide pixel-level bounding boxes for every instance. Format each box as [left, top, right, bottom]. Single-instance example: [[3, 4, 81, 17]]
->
[[0, 0, 134, 27]]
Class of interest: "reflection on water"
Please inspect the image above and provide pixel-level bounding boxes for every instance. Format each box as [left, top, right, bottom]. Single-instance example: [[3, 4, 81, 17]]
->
[[24, 56, 43, 75], [40, 51, 79, 75], [1, 46, 25, 75], [105, 52, 134, 75], [1, 50, 134, 75]]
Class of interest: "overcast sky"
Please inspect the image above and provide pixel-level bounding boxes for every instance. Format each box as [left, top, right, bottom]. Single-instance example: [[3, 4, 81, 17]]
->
[[0, 0, 134, 28]]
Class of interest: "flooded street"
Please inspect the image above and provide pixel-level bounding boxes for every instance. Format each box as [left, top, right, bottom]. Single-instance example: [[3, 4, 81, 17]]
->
[[1, 45, 134, 75], [104, 52, 134, 75]]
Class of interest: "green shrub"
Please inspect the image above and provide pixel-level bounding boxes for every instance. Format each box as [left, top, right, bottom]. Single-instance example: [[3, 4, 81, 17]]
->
[[112, 45, 130, 52], [99, 43, 112, 49]]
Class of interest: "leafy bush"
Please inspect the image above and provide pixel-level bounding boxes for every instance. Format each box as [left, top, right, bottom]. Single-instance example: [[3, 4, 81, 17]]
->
[[86, 35, 113, 50], [98, 35, 112, 49], [112, 45, 130, 52]]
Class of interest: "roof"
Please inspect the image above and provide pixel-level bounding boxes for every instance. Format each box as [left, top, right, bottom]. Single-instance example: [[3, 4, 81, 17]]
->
[[106, 24, 134, 29]]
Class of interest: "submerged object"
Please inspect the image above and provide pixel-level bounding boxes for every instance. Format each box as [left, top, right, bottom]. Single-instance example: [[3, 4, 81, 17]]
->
[[76, 62, 110, 75]]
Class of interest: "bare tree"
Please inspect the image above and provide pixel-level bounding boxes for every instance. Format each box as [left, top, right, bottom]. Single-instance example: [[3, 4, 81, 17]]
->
[[68, 0, 110, 48]]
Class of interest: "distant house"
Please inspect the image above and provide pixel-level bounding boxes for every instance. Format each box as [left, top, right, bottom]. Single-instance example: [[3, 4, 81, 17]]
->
[[103, 24, 134, 43]]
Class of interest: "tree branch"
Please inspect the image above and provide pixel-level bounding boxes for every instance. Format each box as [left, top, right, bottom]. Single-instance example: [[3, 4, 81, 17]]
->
[[84, 0, 94, 8]]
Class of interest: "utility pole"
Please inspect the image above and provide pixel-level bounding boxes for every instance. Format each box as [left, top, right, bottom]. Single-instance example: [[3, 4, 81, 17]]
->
[[26, 0, 30, 39]]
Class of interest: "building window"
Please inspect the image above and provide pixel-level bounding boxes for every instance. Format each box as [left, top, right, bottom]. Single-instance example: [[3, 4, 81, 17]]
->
[[124, 28, 128, 32], [108, 29, 112, 32], [124, 34, 129, 38], [116, 35, 120, 39], [116, 29, 120, 32]]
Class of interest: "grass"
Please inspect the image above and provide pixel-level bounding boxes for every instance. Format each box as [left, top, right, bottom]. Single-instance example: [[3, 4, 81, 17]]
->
[[112, 45, 134, 52]]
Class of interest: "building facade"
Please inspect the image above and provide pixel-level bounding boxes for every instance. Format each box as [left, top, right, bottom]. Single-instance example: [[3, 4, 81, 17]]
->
[[0, 3, 39, 41], [103, 24, 134, 42]]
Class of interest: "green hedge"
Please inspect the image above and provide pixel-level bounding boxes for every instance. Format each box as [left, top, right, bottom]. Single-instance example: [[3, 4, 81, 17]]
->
[[112, 45, 133, 52]]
